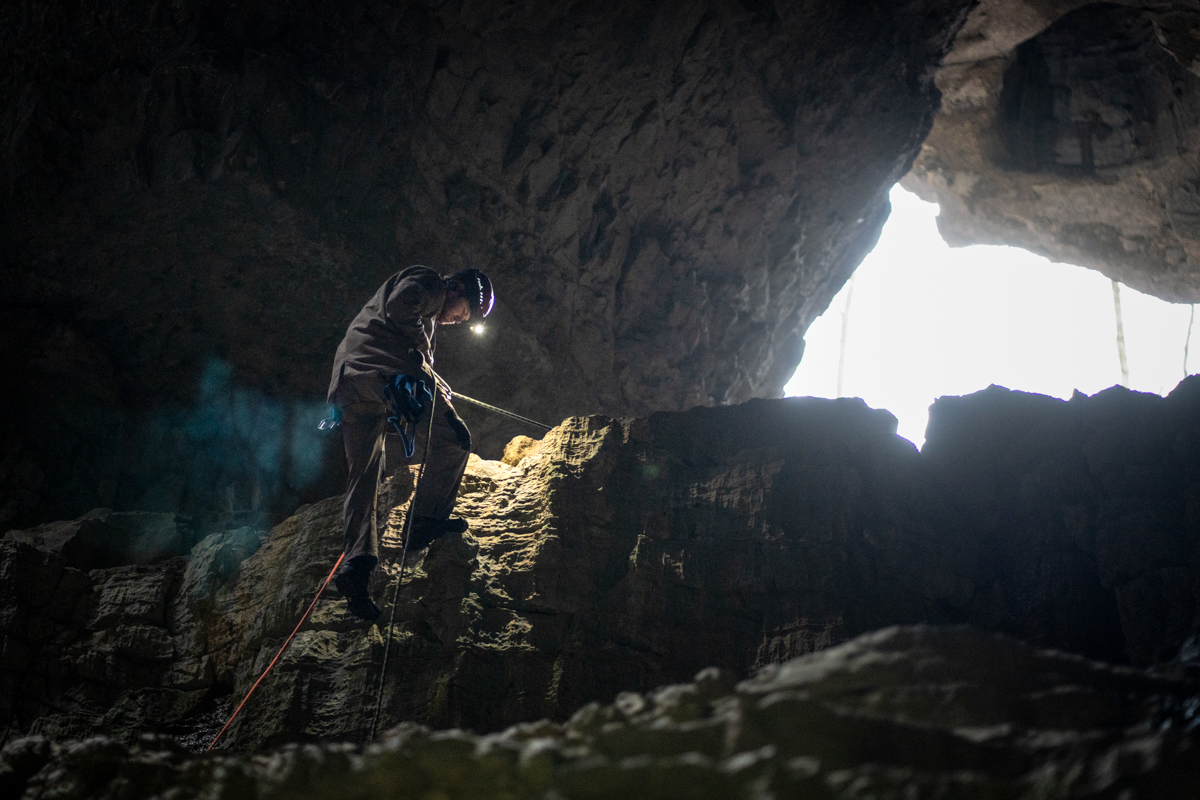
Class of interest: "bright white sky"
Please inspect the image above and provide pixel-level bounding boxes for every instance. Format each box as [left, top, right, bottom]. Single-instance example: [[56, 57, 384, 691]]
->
[[785, 185, 1199, 448]]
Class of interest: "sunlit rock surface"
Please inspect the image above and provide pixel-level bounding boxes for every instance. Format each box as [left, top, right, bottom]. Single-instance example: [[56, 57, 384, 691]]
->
[[4, 384, 1200, 757], [3, 626, 1199, 800], [0, 0, 972, 530], [906, 0, 1200, 301]]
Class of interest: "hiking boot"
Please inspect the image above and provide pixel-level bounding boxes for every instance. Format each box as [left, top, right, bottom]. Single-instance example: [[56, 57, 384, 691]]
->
[[334, 556, 381, 622], [344, 593, 382, 622], [406, 516, 468, 551]]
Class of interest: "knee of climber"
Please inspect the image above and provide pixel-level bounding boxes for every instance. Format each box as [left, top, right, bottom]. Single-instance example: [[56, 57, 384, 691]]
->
[[446, 410, 471, 451]]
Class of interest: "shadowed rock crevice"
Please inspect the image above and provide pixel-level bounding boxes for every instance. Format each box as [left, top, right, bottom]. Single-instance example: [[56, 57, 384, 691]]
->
[[996, 6, 1188, 175]]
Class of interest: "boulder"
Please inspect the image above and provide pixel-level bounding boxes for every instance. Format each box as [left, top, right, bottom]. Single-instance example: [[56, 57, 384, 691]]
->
[[5, 510, 198, 569]]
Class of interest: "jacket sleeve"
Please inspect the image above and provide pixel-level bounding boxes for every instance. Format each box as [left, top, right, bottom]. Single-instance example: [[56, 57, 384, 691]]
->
[[383, 268, 445, 324]]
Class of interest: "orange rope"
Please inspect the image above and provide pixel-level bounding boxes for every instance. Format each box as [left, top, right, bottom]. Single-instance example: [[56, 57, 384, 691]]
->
[[206, 551, 346, 751]]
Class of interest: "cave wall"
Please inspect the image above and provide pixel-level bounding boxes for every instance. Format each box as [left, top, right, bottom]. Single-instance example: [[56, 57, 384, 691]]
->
[[0, 0, 973, 530], [905, 0, 1200, 301]]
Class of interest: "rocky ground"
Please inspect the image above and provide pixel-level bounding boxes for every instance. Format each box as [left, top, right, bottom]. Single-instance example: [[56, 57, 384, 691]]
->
[[3, 383, 1200, 795], [2, 626, 1198, 799]]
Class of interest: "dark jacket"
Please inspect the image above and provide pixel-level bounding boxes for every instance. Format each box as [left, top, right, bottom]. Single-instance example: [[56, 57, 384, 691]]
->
[[328, 265, 446, 402]]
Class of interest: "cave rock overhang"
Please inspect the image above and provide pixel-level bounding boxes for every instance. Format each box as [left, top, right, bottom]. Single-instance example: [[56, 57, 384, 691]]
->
[[905, 0, 1200, 303]]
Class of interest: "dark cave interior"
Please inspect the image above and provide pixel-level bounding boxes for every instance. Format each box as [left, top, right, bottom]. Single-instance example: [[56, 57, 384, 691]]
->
[[4, 1, 1200, 796]]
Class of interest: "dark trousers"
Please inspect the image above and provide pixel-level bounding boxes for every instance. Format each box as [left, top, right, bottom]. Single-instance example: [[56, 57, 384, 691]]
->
[[334, 374, 471, 567]]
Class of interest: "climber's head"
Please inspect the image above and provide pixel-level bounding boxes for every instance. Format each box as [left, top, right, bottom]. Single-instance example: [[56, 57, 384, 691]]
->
[[439, 269, 494, 325]]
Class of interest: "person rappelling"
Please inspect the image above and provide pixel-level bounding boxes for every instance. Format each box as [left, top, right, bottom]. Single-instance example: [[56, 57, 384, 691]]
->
[[207, 266, 543, 749], [326, 266, 495, 621]]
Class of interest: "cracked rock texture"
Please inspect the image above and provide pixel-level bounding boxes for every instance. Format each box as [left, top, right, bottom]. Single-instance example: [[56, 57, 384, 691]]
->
[[905, 0, 1200, 301], [2, 626, 1199, 800], [0, 510, 253, 743], [4, 383, 1200, 753], [0, 0, 972, 531]]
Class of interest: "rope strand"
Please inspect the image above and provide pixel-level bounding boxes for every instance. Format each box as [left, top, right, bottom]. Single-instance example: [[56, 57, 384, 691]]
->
[[368, 389, 438, 742], [206, 551, 346, 751]]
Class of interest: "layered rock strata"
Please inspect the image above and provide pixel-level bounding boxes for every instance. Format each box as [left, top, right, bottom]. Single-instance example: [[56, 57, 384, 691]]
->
[[3, 382, 1199, 752], [0, 511, 248, 743], [0, 0, 973, 529], [905, 0, 1200, 301], [3, 626, 1199, 800]]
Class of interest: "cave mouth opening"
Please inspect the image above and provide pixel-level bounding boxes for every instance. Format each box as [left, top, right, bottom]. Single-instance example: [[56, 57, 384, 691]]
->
[[786, 184, 1198, 448]]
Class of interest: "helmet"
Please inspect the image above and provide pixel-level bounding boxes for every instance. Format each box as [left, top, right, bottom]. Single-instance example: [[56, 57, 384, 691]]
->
[[450, 269, 495, 318]]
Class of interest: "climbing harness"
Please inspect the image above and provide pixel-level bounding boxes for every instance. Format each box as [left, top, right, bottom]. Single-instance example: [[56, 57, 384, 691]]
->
[[368, 387, 438, 742], [318, 375, 549, 436], [383, 374, 435, 457], [206, 551, 346, 751]]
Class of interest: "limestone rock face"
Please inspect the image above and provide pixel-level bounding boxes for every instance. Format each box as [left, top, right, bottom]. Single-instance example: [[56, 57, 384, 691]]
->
[[4, 384, 1200, 754], [3, 626, 1199, 800], [0, 511, 219, 742], [0, 0, 972, 530], [922, 381, 1200, 667], [905, 0, 1200, 301]]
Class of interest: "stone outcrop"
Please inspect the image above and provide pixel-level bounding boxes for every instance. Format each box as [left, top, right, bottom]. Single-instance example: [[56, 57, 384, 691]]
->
[[4, 382, 1200, 753], [3, 625, 1199, 800], [905, 0, 1200, 301], [0, 0, 973, 530], [0, 510, 251, 743]]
